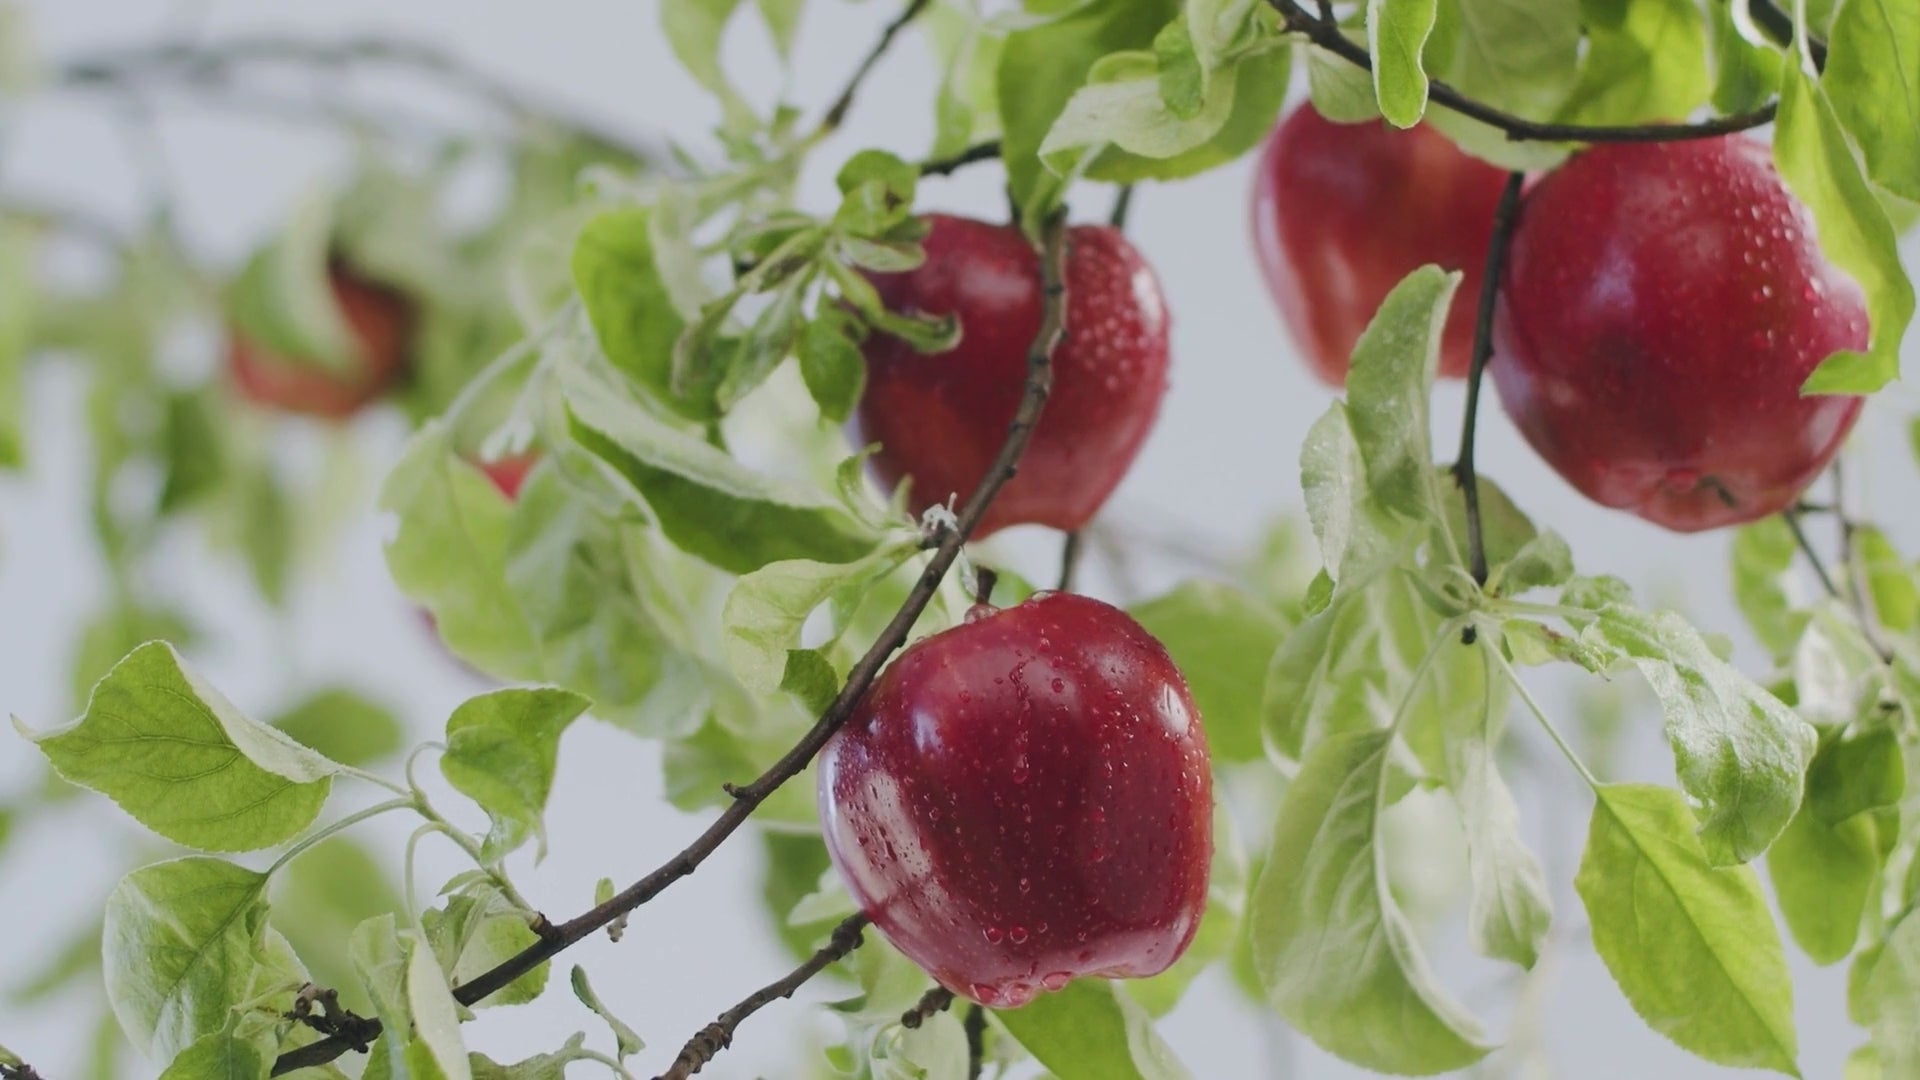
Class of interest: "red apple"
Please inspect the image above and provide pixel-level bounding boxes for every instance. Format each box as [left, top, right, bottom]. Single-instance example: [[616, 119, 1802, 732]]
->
[[1251, 105, 1509, 384], [475, 453, 538, 501], [228, 259, 414, 420], [1492, 136, 1866, 532], [818, 591, 1212, 1008], [854, 214, 1171, 537]]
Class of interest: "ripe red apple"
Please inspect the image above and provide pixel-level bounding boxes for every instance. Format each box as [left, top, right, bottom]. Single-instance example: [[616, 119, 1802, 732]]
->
[[854, 214, 1171, 537], [1251, 106, 1509, 384], [818, 591, 1212, 1008], [228, 259, 414, 420], [1492, 136, 1866, 532]]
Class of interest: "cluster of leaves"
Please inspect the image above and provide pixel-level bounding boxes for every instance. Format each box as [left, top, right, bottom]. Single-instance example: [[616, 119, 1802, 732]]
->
[[3, 0, 1918, 1077]]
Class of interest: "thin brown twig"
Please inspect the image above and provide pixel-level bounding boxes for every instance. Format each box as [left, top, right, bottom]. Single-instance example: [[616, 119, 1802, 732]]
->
[[821, 0, 936, 132], [656, 914, 871, 1079], [964, 1003, 987, 1079], [1269, 0, 1778, 142], [920, 140, 1003, 177], [1831, 459, 1896, 662], [900, 986, 957, 1029], [270, 209, 1074, 1079], [1781, 506, 1842, 599], [1058, 531, 1084, 592], [0, 1061, 45, 1080], [1451, 171, 1527, 592]]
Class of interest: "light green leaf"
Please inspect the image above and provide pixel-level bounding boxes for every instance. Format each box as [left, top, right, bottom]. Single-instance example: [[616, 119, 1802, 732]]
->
[[382, 424, 540, 680], [1856, 526, 1919, 632], [423, 883, 549, 1008], [1368, 0, 1438, 126], [1427, 0, 1580, 117], [1808, 728, 1905, 825], [1039, 49, 1242, 165], [570, 967, 644, 1058], [660, 0, 759, 138], [1308, 44, 1382, 121], [572, 208, 706, 420], [561, 355, 877, 573], [1300, 407, 1410, 589], [0, 218, 35, 468], [352, 916, 473, 1080], [19, 642, 337, 851], [1556, 0, 1709, 126], [1128, 581, 1287, 763], [722, 546, 909, 696], [1577, 784, 1798, 1076], [1826, 0, 1920, 202], [1768, 800, 1877, 964], [1777, 66, 1915, 393], [157, 1025, 275, 1080], [1249, 730, 1492, 1074], [1345, 266, 1459, 531], [405, 919, 471, 1080], [226, 192, 358, 375], [1452, 648, 1552, 969], [1731, 517, 1810, 661], [1577, 606, 1816, 864], [441, 687, 591, 860], [103, 857, 270, 1060], [272, 688, 403, 769], [1707, 0, 1782, 114], [994, 978, 1192, 1080], [834, 150, 920, 236], [798, 308, 867, 424], [1858, 909, 1920, 1074], [272, 837, 402, 1016]]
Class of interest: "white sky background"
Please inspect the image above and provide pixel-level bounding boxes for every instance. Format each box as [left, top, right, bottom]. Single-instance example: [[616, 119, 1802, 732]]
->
[[2, 1, 1918, 1077]]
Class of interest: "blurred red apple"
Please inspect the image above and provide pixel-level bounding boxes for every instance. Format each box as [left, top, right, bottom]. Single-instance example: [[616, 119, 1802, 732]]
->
[[228, 259, 414, 420]]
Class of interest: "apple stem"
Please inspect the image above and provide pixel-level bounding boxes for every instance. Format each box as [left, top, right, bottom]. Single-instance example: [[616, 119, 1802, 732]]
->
[[819, 0, 937, 134], [1058, 531, 1085, 592], [900, 986, 957, 1029], [267, 210, 1077, 1080], [1270, 0, 1782, 142], [1109, 184, 1137, 229], [975, 565, 1001, 606], [657, 913, 872, 1080], [1453, 171, 1527, 592], [964, 1003, 988, 1079]]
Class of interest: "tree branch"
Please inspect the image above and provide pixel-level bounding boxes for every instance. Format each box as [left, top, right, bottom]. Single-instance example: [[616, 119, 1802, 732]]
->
[[271, 210, 1074, 1079], [964, 1004, 987, 1079], [657, 914, 871, 1079], [821, 0, 937, 133], [1270, 0, 1778, 142], [0, 1061, 45, 1080], [900, 986, 956, 1029], [920, 140, 1003, 177], [1451, 171, 1527, 591], [1781, 506, 1842, 599]]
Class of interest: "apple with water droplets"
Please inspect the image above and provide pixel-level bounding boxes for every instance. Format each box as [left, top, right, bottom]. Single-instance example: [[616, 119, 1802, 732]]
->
[[1492, 136, 1866, 532], [854, 214, 1171, 537], [228, 258, 415, 420], [818, 591, 1212, 1008], [1251, 104, 1509, 384]]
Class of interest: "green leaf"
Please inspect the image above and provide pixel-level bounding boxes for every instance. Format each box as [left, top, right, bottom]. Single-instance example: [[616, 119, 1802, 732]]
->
[[1808, 727, 1905, 825], [1249, 730, 1492, 1074], [798, 308, 867, 424], [382, 424, 541, 679], [271, 688, 403, 768], [103, 857, 270, 1060], [1426, 0, 1580, 117], [1856, 909, 1920, 1074], [715, 273, 809, 409], [1826, 0, 1920, 202], [572, 207, 706, 420], [157, 390, 228, 512], [0, 218, 32, 468], [440, 687, 591, 860], [1732, 517, 1810, 661], [570, 967, 644, 1058], [422, 882, 549, 1008], [66, 602, 196, 713], [1768, 799, 1877, 964], [1577, 606, 1816, 864], [19, 642, 338, 851], [1777, 66, 1915, 393], [157, 1025, 275, 1080], [1039, 44, 1255, 167], [834, 150, 920, 236], [469, 1034, 594, 1080], [1856, 526, 1919, 632], [1453, 648, 1552, 969], [1345, 266, 1459, 532], [226, 192, 358, 374], [561, 356, 878, 573], [228, 463, 294, 608], [1706, 0, 1782, 114], [272, 837, 402, 1016], [722, 548, 906, 696], [1576, 784, 1798, 1076], [1128, 581, 1287, 763], [352, 915, 473, 1080], [1556, 0, 1709, 126], [660, 0, 759, 138], [1369, 0, 1438, 126], [1308, 43, 1383, 121], [994, 978, 1191, 1080]]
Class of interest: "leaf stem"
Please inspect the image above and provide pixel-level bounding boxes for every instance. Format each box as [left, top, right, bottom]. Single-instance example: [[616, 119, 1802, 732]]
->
[[1268, 0, 1780, 142], [919, 140, 1002, 177], [1779, 506, 1842, 599], [269, 210, 1074, 1080], [1486, 637, 1602, 790], [656, 913, 871, 1079], [264, 797, 416, 879], [1452, 171, 1526, 588]]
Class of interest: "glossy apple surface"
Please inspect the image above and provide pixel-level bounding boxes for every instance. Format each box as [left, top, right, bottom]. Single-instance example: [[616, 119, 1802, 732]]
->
[[1492, 136, 1866, 532], [818, 591, 1212, 1008], [228, 260, 414, 420], [854, 214, 1171, 537], [1252, 105, 1509, 383]]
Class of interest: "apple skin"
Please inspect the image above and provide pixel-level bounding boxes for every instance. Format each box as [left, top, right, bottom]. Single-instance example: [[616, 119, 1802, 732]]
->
[[854, 214, 1171, 537], [476, 453, 538, 501], [1492, 136, 1866, 532], [1251, 105, 1509, 384], [228, 260, 414, 420], [818, 591, 1212, 1008]]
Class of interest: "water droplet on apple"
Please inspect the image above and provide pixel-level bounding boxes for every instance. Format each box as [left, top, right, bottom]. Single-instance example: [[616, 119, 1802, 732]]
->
[[1009, 926, 1029, 944], [983, 926, 1004, 945], [1042, 971, 1072, 991]]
